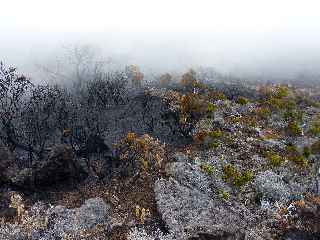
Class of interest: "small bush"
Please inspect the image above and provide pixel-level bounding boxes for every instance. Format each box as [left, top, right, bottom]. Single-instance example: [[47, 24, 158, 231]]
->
[[283, 110, 303, 122], [286, 143, 298, 153], [180, 69, 198, 90], [309, 116, 320, 136], [286, 143, 308, 167], [222, 164, 253, 188], [206, 102, 215, 118], [255, 106, 272, 120], [311, 140, 320, 154], [126, 65, 144, 88], [208, 90, 227, 101], [229, 116, 242, 124], [233, 170, 253, 188], [180, 93, 207, 119], [208, 141, 220, 149], [274, 85, 289, 99], [303, 146, 311, 158], [287, 121, 302, 136], [264, 97, 285, 110], [208, 129, 223, 138], [222, 164, 237, 181], [264, 150, 284, 167], [218, 189, 230, 201], [193, 125, 223, 149], [289, 155, 308, 167], [116, 132, 165, 176], [200, 163, 214, 176], [236, 96, 249, 105]]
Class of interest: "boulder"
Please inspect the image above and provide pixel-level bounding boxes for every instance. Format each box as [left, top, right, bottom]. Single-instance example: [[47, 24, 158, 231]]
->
[[3, 197, 112, 240], [254, 170, 304, 202], [165, 162, 212, 194], [0, 223, 27, 240], [35, 144, 80, 183], [6, 144, 87, 189], [154, 178, 252, 240]]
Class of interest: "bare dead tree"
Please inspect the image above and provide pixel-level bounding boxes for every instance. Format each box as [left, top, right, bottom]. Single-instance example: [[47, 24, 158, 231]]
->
[[0, 62, 34, 153]]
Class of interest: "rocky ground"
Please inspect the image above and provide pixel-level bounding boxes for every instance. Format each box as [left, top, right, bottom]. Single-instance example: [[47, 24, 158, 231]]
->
[[1, 78, 320, 240]]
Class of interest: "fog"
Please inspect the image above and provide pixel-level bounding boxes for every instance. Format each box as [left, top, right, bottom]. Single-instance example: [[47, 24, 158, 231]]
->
[[1, 0, 320, 82]]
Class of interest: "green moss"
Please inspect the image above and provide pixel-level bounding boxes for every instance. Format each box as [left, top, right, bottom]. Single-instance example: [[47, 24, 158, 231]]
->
[[274, 85, 289, 99], [303, 146, 311, 158], [207, 103, 215, 115], [289, 155, 308, 167], [208, 129, 223, 138], [230, 116, 242, 124], [236, 96, 249, 105], [255, 106, 272, 119], [264, 150, 283, 167], [222, 164, 237, 181], [309, 118, 320, 136], [200, 163, 214, 176], [233, 170, 253, 188], [223, 164, 253, 188], [265, 97, 285, 110], [283, 110, 303, 122], [286, 143, 298, 154], [287, 121, 302, 136], [208, 91, 226, 101], [218, 189, 230, 201], [311, 140, 320, 154], [208, 141, 220, 149]]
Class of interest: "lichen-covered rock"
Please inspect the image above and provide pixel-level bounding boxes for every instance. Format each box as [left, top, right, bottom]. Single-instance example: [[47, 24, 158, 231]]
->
[[154, 178, 252, 240], [0, 197, 111, 240], [44, 197, 110, 239], [77, 198, 110, 229], [0, 223, 27, 240], [254, 170, 296, 202], [165, 162, 212, 194], [127, 227, 174, 240]]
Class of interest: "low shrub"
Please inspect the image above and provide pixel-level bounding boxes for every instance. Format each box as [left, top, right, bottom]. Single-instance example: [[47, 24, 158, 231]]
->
[[288, 155, 308, 167], [311, 140, 320, 154], [116, 132, 166, 176], [287, 121, 302, 136], [233, 170, 253, 188], [286, 143, 308, 167], [218, 189, 230, 201], [264, 150, 284, 167], [200, 163, 214, 176], [236, 96, 249, 105], [309, 116, 320, 136], [222, 164, 253, 188], [207, 90, 227, 101], [303, 146, 311, 158]]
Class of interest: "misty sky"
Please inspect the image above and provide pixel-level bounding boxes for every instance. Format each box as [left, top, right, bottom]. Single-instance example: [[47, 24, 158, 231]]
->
[[1, 0, 320, 79]]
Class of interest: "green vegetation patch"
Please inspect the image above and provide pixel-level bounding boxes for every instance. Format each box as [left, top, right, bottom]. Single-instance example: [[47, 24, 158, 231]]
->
[[200, 163, 214, 176], [236, 96, 249, 105], [264, 150, 284, 167], [287, 121, 302, 136], [222, 164, 253, 188]]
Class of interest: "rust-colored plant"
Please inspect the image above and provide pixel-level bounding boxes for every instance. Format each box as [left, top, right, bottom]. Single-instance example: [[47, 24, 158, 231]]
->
[[116, 132, 166, 176]]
